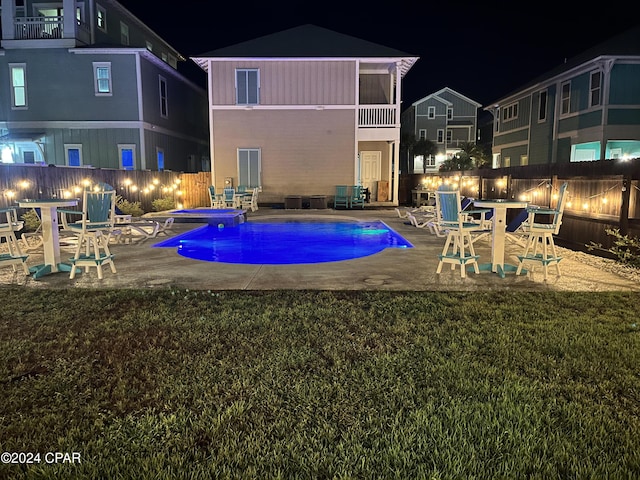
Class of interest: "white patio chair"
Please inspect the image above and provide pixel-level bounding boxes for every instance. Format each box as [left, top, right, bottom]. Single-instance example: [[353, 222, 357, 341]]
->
[[0, 207, 29, 274]]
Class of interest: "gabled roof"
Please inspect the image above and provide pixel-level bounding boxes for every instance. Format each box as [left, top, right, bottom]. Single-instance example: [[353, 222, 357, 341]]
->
[[412, 87, 482, 108], [191, 24, 419, 77], [488, 24, 640, 106]]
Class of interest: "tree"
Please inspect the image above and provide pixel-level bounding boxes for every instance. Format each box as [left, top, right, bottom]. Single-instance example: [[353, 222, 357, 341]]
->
[[399, 133, 416, 174], [413, 139, 437, 173]]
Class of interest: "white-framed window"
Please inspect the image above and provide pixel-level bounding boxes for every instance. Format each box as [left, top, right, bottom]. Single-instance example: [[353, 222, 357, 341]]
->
[[96, 4, 106, 32], [538, 90, 548, 122], [418, 129, 426, 140], [159, 76, 168, 118], [146, 41, 153, 51], [446, 130, 452, 144], [120, 21, 129, 45], [64, 144, 83, 167], [156, 147, 165, 171], [93, 62, 112, 96], [238, 148, 261, 188], [447, 107, 453, 120], [437, 129, 444, 144], [561, 81, 571, 115], [9, 63, 27, 109], [118, 144, 136, 170], [236, 69, 259, 105], [590, 70, 602, 107], [427, 106, 435, 119], [502, 102, 518, 122]]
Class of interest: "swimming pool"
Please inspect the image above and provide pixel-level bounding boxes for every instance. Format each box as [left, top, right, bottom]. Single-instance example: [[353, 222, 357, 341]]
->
[[153, 219, 413, 264]]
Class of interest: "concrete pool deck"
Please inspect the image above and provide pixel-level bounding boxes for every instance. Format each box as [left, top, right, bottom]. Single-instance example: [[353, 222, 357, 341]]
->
[[2, 207, 639, 292]]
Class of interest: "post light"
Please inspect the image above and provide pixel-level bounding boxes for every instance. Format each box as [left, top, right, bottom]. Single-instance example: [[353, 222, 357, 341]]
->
[[73, 186, 82, 194], [6, 190, 15, 199], [19, 180, 30, 189], [131, 185, 138, 192], [582, 202, 589, 210], [152, 178, 159, 185], [82, 179, 91, 187]]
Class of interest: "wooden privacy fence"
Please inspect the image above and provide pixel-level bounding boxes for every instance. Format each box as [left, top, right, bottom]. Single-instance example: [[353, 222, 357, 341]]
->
[[400, 159, 640, 250], [0, 165, 212, 214]]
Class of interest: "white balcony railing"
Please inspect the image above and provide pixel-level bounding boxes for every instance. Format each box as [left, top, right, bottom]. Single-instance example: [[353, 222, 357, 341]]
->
[[358, 105, 398, 127], [15, 16, 63, 39]]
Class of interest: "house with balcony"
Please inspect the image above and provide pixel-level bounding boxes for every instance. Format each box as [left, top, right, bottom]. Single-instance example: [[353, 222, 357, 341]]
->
[[0, 0, 209, 171], [486, 25, 640, 167], [191, 24, 418, 206], [401, 87, 482, 172]]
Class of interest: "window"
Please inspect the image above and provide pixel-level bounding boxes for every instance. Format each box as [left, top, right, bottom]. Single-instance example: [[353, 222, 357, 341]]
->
[[167, 54, 177, 69], [157, 148, 165, 171], [120, 21, 129, 45], [561, 81, 571, 115], [427, 106, 435, 119], [503, 156, 511, 167], [238, 148, 261, 188], [159, 76, 168, 118], [437, 129, 444, 143], [590, 71, 602, 107], [236, 69, 259, 105], [418, 129, 426, 140], [538, 90, 548, 122], [502, 102, 518, 122], [64, 145, 83, 167], [23, 151, 35, 164], [9, 64, 27, 109], [447, 107, 453, 120], [93, 62, 112, 95], [118, 144, 136, 170], [146, 41, 153, 51], [446, 130, 452, 144], [520, 155, 528, 166], [96, 4, 106, 31]]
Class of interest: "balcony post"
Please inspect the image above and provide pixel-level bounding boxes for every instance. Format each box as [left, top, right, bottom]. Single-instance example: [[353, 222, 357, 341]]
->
[[63, 0, 76, 38], [1, 0, 16, 41]]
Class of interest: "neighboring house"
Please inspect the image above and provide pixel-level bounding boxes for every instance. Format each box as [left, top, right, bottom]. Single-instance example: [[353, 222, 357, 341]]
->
[[401, 87, 482, 172], [191, 24, 418, 206], [0, 0, 209, 171], [486, 25, 640, 167]]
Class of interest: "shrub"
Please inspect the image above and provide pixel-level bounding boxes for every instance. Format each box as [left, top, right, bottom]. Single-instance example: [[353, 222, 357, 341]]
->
[[20, 209, 41, 232], [152, 196, 175, 212], [116, 196, 145, 217], [588, 228, 640, 268]]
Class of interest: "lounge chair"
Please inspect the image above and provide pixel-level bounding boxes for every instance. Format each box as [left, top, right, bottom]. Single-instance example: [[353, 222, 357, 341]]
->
[[516, 182, 569, 280], [0, 207, 29, 274]]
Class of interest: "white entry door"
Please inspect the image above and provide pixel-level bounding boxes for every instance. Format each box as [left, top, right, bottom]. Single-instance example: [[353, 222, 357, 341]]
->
[[360, 151, 381, 199]]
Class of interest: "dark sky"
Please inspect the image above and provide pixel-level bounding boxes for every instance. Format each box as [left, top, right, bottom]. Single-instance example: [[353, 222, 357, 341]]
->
[[120, 0, 639, 109]]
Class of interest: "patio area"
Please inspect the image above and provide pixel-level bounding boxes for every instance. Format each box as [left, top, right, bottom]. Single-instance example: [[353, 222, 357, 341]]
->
[[1, 207, 639, 292]]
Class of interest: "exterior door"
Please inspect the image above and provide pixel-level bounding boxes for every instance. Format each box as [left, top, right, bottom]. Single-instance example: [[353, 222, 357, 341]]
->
[[360, 151, 381, 199]]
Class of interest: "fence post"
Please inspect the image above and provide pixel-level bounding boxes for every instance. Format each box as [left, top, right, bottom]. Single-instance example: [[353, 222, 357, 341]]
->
[[619, 175, 631, 236]]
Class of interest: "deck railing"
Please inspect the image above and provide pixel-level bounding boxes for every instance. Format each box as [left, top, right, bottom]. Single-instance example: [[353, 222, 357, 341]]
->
[[358, 105, 398, 127], [15, 16, 63, 39]]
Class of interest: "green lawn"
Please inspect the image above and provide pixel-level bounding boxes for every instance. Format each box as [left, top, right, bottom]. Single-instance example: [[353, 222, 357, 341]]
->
[[1, 288, 639, 479]]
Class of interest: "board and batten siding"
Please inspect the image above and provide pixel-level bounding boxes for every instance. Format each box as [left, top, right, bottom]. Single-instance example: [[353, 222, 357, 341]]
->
[[211, 109, 355, 202], [210, 61, 357, 106]]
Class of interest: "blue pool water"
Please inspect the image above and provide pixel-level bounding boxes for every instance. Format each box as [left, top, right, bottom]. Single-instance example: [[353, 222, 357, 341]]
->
[[153, 219, 413, 264]]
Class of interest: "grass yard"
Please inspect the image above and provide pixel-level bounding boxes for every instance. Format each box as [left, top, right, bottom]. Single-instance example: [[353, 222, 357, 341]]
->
[[1, 288, 639, 479]]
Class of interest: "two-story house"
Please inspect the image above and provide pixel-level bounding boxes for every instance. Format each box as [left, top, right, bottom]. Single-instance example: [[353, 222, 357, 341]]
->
[[486, 25, 640, 167], [191, 24, 418, 206], [0, 0, 209, 171], [401, 87, 482, 172]]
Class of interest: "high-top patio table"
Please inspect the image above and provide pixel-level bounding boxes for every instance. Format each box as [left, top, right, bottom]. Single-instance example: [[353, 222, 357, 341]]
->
[[18, 198, 78, 278], [473, 199, 528, 278]]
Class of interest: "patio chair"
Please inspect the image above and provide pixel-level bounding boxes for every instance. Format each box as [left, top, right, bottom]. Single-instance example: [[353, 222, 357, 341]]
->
[[435, 185, 491, 278], [223, 187, 239, 208], [334, 185, 349, 209], [156, 217, 175, 236], [208, 186, 224, 209], [516, 182, 569, 280], [350, 185, 366, 209], [59, 184, 117, 280], [241, 187, 259, 212], [0, 207, 29, 274], [19, 208, 44, 252]]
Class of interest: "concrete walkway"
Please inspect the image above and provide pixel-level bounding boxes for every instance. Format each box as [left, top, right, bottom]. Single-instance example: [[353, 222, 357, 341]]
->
[[2, 207, 639, 292]]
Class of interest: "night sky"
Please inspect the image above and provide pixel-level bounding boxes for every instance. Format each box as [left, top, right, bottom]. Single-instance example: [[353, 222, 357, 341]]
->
[[120, 0, 639, 108]]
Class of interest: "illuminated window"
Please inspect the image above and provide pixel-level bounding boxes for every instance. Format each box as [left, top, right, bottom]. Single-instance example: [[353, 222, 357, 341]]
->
[[96, 4, 106, 31], [236, 69, 259, 105], [65, 145, 83, 167], [93, 62, 112, 95], [9, 64, 27, 109], [119, 144, 136, 170], [157, 148, 165, 171]]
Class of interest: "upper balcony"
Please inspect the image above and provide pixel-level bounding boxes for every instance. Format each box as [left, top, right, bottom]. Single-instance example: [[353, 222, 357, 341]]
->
[[358, 105, 398, 128], [7, 15, 90, 46]]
